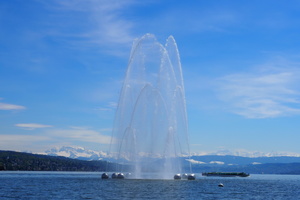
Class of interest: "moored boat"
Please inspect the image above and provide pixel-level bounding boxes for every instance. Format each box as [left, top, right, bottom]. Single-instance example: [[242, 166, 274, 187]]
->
[[202, 172, 250, 177]]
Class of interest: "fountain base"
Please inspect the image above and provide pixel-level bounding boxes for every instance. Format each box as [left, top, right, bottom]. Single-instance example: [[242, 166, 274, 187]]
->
[[173, 173, 196, 180], [101, 173, 109, 179]]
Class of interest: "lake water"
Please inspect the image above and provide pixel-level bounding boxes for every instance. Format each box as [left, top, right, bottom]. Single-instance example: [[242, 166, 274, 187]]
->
[[1, 172, 300, 199]]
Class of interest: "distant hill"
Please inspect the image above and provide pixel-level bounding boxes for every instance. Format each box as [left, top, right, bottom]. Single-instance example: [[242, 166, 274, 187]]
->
[[42, 146, 300, 164], [187, 155, 300, 165], [0, 150, 124, 172], [187, 161, 300, 174], [2, 150, 300, 174], [183, 155, 300, 174]]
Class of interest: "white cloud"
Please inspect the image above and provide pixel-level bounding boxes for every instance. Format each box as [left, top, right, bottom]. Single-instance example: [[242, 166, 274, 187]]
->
[[69, 126, 91, 130], [0, 102, 26, 110], [0, 134, 50, 152], [15, 123, 53, 130], [252, 162, 262, 165], [209, 161, 225, 165], [186, 159, 206, 164], [217, 60, 300, 118], [47, 127, 113, 144], [99, 128, 112, 132], [0, 134, 49, 142], [50, 0, 136, 54], [96, 101, 118, 111], [3, 126, 114, 152], [190, 148, 300, 157]]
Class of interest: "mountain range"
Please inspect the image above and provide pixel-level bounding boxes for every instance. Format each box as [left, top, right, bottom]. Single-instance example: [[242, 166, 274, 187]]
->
[[43, 146, 300, 165], [2, 146, 300, 174], [41, 146, 300, 174], [184, 155, 300, 174], [44, 146, 108, 161]]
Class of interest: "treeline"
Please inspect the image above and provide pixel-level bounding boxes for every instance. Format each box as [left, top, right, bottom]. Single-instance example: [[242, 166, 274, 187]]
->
[[0, 150, 124, 171]]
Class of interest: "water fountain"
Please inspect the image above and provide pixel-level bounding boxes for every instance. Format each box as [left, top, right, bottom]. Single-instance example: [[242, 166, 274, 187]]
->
[[108, 34, 191, 179]]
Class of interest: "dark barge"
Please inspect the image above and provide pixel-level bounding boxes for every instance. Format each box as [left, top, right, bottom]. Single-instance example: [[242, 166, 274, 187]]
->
[[202, 172, 250, 177]]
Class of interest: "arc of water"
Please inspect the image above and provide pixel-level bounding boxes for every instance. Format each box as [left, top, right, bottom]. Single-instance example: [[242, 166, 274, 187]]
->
[[109, 34, 190, 179]]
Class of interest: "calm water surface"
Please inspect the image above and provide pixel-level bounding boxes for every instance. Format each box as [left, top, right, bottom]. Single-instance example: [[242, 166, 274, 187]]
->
[[1, 172, 300, 199]]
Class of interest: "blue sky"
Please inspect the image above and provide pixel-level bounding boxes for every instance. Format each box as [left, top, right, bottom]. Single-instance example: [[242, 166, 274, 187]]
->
[[1, 0, 300, 156]]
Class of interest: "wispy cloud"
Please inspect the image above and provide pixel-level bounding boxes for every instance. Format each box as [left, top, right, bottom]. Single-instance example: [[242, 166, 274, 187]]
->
[[0, 102, 26, 110], [48, 0, 136, 54], [186, 159, 206, 164], [47, 127, 113, 144], [209, 161, 225, 165], [15, 123, 53, 130], [217, 59, 300, 118], [0, 134, 50, 152], [96, 101, 118, 111]]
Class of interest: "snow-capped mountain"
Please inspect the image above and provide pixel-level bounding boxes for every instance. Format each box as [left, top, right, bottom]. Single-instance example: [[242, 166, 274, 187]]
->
[[190, 149, 300, 158], [45, 146, 108, 161], [44, 146, 300, 165]]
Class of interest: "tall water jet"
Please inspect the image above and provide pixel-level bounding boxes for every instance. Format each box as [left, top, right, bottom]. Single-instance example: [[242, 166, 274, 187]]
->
[[110, 34, 190, 179]]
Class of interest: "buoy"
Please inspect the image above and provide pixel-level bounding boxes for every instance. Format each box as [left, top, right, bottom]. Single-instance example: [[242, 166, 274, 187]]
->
[[117, 173, 125, 179], [181, 173, 188, 179], [174, 174, 181, 180], [101, 173, 109, 179], [111, 173, 118, 179], [218, 183, 224, 187], [187, 174, 196, 180]]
